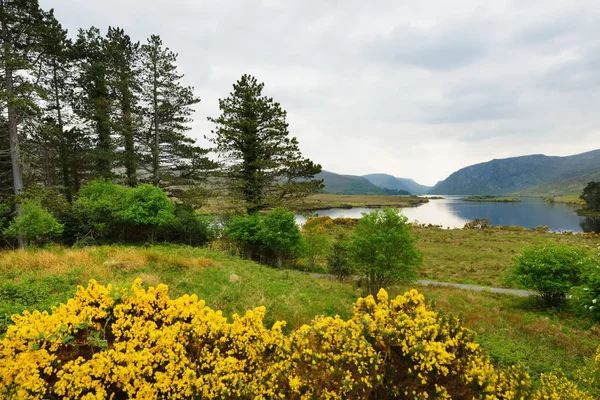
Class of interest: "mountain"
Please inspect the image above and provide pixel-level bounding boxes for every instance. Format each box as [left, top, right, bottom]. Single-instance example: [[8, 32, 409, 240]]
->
[[362, 173, 432, 195], [317, 171, 385, 195], [429, 149, 600, 196]]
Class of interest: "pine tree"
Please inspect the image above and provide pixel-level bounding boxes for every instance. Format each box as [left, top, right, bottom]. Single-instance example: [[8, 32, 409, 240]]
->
[[139, 35, 205, 187], [208, 74, 322, 213], [0, 0, 47, 247], [105, 26, 139, 187], [35, 10, 75, 200], [73, 27, 114, 179]]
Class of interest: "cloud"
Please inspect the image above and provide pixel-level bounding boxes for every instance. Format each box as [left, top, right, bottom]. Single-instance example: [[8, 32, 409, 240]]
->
[[39, 0, 600, 186]]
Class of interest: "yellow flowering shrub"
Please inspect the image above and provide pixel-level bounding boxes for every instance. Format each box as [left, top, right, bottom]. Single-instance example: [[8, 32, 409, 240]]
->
[[0, 280, 596, 399]]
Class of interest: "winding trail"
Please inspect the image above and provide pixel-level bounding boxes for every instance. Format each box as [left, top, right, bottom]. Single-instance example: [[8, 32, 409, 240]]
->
[[309, 274, 534, 297]]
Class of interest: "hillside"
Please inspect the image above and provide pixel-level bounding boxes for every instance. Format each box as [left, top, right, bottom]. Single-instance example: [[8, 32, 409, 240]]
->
[[317, 171, 385, 194], [430, 149, 600, 195], [362, 173, 432, 194]]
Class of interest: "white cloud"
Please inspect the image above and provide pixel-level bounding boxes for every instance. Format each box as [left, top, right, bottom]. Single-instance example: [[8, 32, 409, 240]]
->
[[41, 0, 600, 186]]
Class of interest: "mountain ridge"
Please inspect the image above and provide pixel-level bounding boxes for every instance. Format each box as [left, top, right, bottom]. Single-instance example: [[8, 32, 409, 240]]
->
[[429, 149, 600, 196]]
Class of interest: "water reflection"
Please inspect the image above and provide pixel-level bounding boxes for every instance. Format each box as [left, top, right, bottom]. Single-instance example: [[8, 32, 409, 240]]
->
[[296, 196, 600, 233]]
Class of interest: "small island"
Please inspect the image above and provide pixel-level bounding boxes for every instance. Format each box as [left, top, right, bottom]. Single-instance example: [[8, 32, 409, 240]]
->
[[462, 196, 521, 203]]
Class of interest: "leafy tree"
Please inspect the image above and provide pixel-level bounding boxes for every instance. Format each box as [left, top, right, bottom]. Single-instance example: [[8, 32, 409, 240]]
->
[[208, 74, 322, 213], [139, 35, 207, 187], [3, 201, 63, 245], [226, 213, 263, 260], [327, 233, 354, 280], [302, 217, 331, 271], [0, 0, 48, 247], [350, 208, 422, 294], [72, 180, 129, 240], [119, 184, 175, 242], [581, 181, 600, 211], [509, 243, 589, 307], [261, 208, 303, 268]]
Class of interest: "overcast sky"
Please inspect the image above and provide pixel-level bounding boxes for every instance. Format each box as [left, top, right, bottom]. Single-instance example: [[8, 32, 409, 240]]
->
[[41, 0, 600, 186]]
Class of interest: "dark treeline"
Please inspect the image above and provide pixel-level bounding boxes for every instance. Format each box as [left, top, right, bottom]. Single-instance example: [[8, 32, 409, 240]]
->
[[0, 1, 322, 247]]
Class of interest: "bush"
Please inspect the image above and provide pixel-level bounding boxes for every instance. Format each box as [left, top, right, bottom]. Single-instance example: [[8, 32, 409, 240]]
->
[[0, 279, 595, 399], [302, 217, 331, 271], [463, 218, 492, 229], [350, 208, 422, 294], [72, 180, 129, 240], [327, 233, 354, 280], [169, 205, 217, 246], [509, 243, 590, 307], [573, 246, 600, 321], [226, 208, 303, 267], [119, 184, 175, 242], [2, 202, 63, 246]]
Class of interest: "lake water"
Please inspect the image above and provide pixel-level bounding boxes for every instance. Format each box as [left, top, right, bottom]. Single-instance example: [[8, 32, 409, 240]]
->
[[296, 196, 600, 233]]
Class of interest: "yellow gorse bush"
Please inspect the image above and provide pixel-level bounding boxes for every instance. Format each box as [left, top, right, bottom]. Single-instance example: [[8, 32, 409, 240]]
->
[[0, 280, 596, 399]]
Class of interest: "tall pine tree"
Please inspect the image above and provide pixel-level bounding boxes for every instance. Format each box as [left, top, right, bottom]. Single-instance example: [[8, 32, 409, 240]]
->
[[105, 27, 139, 187], [208, 74, 322, 213], [73, 27, 114, 179], [139, 35, 206, 187]]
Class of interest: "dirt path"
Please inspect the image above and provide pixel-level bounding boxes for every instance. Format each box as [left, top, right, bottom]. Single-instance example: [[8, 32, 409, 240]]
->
[[309, 274, 534, 297]]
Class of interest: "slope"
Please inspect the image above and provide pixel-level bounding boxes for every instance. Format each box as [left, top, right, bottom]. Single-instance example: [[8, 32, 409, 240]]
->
[[363, 173, 432, 194]]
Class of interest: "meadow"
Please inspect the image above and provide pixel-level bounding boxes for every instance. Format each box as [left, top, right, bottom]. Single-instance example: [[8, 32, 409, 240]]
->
[[1, 228, 599, 386]]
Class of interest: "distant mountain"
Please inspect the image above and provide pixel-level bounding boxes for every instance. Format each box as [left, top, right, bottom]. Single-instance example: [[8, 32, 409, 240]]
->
[[429, 150, 600, 196], [362, 173, 432, 195], [317, 171, 385, 195]]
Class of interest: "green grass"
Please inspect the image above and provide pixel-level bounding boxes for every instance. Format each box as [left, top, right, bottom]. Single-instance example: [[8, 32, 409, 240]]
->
[[1, 243, 598, 385]]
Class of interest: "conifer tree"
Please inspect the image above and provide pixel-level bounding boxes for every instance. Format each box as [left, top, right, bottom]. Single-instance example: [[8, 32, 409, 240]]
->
[[73, 27, 114, 179], [0, 0, 47, 247], [105, 26, 139, 187], [139, 35, 204, 187], [208, 74, 322, 213]]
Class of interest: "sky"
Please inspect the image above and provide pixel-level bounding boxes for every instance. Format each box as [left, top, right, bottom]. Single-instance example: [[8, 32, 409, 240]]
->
[[41, 0, 600, 186]]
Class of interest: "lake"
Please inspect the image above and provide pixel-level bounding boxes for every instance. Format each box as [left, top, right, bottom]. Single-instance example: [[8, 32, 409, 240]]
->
[[296, 196, 600, 233]]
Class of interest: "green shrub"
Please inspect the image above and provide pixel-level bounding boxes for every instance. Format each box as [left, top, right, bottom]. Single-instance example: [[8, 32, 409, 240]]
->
[[226, 208, 303, 267], [169, 205, 217, 246], [261, 208, 303, 268], [120, 184, 175, 242], [73, 180, 129, 239], [3, 202, 63, 246], [573, 246, 600, 320], [510, 243, 590, 307], [327, 233, 354, 280], [350, 208, 422, 294]]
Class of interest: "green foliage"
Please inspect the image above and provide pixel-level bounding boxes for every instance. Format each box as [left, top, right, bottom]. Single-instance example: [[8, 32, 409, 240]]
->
[[73, 180, 129, 239], [327, 233, 354, 280], [581, 181, 600, 211], [509, 243, 590, 307], [302, 218, 332, 271], [573, 246, 600, 321], [208, 74, 322, 212], [350, 208, 422, 294], [169, 205, 217, 246], [120, 184, 175, 228], [3, 202, 63, 245], [261, 208, 303, 268], [226, 208, 303, 267]]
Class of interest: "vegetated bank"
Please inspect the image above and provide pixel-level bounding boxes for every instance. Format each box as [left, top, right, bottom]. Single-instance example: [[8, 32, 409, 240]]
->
[[288, 193, 429, 211], [462, 196, 521, 203]]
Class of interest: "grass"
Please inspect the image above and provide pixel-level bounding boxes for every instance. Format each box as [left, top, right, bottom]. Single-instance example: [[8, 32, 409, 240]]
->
[[544, 194, 584, 206], [0, 243, 598, 385], [0, 245, 361, 334], [289, 193, 429, 211], [414, 227, 599, 287]]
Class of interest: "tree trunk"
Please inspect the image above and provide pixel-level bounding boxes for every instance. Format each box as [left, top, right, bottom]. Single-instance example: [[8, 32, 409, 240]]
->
[[53, 58, 72, 202], [1, 7, 24, 249], [151, 61, 160, 186]]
